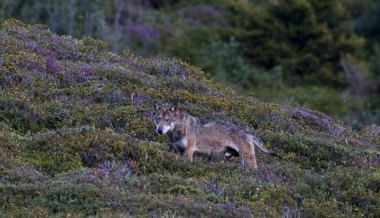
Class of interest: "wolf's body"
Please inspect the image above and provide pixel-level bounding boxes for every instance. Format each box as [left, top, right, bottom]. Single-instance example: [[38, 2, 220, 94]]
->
[[153, 104, 278, 169]]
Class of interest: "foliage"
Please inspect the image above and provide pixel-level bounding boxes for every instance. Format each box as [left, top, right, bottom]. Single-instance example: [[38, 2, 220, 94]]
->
[[0, 20, 379, 217], [222, 0, 364, 86], [0, 0, 380, 126]]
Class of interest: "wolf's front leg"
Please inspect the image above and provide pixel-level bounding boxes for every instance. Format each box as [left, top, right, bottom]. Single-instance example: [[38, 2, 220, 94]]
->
[[170, 144, 182, 160], [185, 135, 196, 162], [185, 150, 194, 162]]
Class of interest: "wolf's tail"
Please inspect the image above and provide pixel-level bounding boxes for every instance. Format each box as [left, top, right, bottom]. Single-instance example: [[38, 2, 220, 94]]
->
[[248, 135, 281, 158]]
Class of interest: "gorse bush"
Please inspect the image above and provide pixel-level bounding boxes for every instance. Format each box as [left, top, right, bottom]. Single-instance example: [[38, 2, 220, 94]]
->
[[0, 20, 379, 217]]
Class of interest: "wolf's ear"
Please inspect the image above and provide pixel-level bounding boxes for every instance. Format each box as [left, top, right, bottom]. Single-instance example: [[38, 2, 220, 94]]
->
[[170, 103, 179, 115], [153, 102, 160, 112]]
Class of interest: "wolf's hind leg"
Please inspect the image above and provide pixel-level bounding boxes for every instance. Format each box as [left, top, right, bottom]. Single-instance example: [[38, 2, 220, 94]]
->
[[240, 142, 258, 169], [241, 154, 258, 169]]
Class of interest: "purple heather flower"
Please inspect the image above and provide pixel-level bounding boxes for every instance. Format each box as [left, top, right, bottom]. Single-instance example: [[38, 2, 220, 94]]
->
[[55, 94, 69, 101], [132, 96, 149, 105], [46, 54, 63, 73], [221, 202, 236, 212], [111, 62, 121, 68], [17, 30, 29, 39], [78, 64, 93, 73], [181, 74, 187, 80], [35, 47, 50, 56], [51, 33, 60, 43], [64, 71, 75, 83], [144, 110, 154, 117]]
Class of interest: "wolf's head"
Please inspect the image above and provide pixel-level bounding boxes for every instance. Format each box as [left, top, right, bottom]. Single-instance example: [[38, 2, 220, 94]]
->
[[153, 103, 179, 135]]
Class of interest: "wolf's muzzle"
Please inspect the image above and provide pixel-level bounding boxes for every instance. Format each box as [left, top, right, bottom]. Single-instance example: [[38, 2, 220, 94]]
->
[[157, 128, 163, 135]]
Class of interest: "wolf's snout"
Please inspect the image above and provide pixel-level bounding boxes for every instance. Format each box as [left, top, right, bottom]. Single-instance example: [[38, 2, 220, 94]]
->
[[157, 128, 163, 135]]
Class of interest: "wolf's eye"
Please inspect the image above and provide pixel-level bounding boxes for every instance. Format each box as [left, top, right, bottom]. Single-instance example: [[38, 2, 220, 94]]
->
[[166, 118, 172, 122]]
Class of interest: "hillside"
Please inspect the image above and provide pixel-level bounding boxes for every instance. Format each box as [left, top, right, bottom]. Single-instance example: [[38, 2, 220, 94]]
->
[[0, 20, 379, 217], [2, 0, 380, 126]]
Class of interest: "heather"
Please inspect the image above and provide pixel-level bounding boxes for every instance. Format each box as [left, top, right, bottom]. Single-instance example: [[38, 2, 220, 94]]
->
[[0, 20, 379, 217], [1, 0, 380, 127]]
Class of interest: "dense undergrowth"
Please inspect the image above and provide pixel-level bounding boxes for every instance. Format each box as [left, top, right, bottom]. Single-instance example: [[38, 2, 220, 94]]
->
[[0, 20, 379, 217]]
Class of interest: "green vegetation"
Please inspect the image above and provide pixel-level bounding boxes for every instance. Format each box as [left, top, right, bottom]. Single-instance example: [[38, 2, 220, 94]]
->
[[0, 20, 379, 217], [1, 0, 380, 127]]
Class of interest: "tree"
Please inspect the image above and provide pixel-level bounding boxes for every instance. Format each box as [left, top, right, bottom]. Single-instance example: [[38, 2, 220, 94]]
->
[[223, 0, 364, 87]]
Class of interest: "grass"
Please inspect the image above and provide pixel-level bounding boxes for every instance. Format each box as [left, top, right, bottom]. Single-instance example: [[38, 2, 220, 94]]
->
[[0, 19, 379, 217]]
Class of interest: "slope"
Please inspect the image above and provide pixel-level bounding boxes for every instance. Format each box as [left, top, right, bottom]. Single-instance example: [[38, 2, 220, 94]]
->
[[0, 19, 379, 218]]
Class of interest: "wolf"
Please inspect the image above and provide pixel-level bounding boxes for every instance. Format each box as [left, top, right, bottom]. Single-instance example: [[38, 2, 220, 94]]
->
[[153, 103, 279, 169]]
